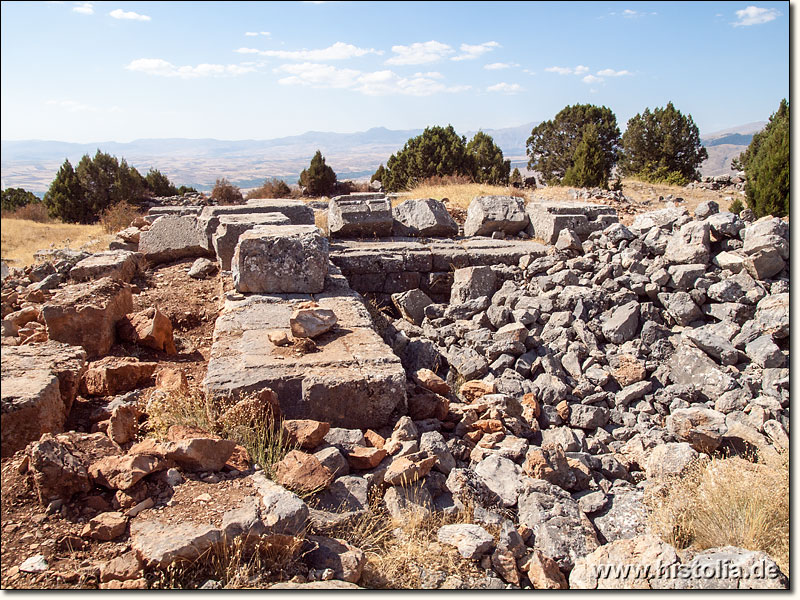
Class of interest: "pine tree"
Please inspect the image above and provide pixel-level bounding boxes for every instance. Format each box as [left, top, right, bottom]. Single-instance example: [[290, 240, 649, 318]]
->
[[299, 150, 337, 196], [382, 125, 471, 191], [526, 104, 620, 185], [44, 159, 88, 222], [509, 167, 522, 187], [371, 164, 386, 184], [562, 124, 609, 188], [145, 168, 178, 196], [466, 131, 510, 184], [736, 99, 789, 217], [620, 101, 708, 184], [1, 187, 39, 211]]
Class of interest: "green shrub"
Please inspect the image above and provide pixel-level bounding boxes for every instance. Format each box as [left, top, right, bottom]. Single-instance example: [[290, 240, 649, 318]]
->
[[299, 150, 337, 196], [729, 198, 745, 214]]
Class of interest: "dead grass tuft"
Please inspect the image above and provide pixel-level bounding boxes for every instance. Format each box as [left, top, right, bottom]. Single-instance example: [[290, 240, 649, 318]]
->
[[99, 200, 143, 234], [149, 533, 306, 589], [2, 202, 52, 223], [645, 450, 789, 576], [314, 210, 329, 236]]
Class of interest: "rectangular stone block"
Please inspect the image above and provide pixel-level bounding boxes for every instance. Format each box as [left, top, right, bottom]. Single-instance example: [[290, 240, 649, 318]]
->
[[138, 215, 212, 265], [232, 225, 329, 294], [328, 196, 393, 238], [213, 213, 291, 271], [526, 202, 619, 245]]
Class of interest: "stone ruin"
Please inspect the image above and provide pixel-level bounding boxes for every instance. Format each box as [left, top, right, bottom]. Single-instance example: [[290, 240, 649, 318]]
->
[[0, 190, 789, 589]]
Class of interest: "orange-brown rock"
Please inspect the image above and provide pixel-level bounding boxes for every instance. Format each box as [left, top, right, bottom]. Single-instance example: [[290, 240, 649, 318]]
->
[[612, 355, 647, 387], [414, 368, 451, 396], [383, 455, 436, 486], [224, 445, 251, 471], [40, 278, 133, 358], [107, 404, 140, 445], [556, 400, 570, 421], [274, 450, 334, 494], [472, 419, 503, 434], [527, 549, 568, 589], [523, 443, 574, 490], [81, 511, 128, 541], [81, 356, 157, 397], [89, 454, 167, 491], [155, 368, 188, 393], [345, 446, 387, 470], [282, 419, 330, 450], [408, 389, 450, 421], [364, 429, 385, 449], [522, 393, 541, 419], [459, 380, 494, 403], [117, 306, 177, 355], [100, 552, 143, 583]]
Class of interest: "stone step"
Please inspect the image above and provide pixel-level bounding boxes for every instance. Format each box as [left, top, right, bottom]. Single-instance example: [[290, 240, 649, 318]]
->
[[204, 268, 406, 430]]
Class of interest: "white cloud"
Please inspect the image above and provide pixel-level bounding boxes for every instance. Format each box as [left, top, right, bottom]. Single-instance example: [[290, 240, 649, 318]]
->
[[522, 68, 536, 75], [732, 5, 780, 26], [46, 99, 97, 112], [582, 74, 603, 84], [484, 62, 518, 70], [545, 66, 574, 75], [274, 62, 469, 96], [452, 41, 500, 61], [126, 58, 257, 79], [574, 65, 589, 75], [385, 41, 453, 65], [72, 2, 93, 14], [235, 41, 380, 61], [245, 31, 271, 37], [597, 68, 631, 77], [110, 9, 151, 21], [487, 82, 522, 94]]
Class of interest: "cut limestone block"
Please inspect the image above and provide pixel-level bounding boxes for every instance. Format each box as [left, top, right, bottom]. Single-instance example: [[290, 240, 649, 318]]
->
[[232, 225, 329, 294], [463, 196, 529, 237], [41, 278, 133, 358], [213, 213, 291, 271], [526, 202, 619, 245], [205, 270, 406, 430], [392, 198, 458, 237], [198, 201, 313, 252], [328, 195, 393, 238], [138, 216, 212, 265], [70, 251, 143, 283], [1, 341, 88, 456]]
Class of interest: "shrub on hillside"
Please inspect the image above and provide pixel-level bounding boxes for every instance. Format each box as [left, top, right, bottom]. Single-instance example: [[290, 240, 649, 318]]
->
[[99, 200, 142, 234], [562, 123, 611, 188], [509, 167, 522, 187], [4, 202, 52, 223], [145, 168, 178, 197], [466, 130, 511, 185], [299, 150, 337, 196], [527, 104, 621, 186], [211, 178, 244, 205], [246, 178, 292, 199], [1, 187, 39, 212], [734, 99, 789, 218], [620, 101, 707, 184]]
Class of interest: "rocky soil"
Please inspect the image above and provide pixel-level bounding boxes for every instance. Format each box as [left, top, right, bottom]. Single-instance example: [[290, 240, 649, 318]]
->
[[0, 198, 789, 590]]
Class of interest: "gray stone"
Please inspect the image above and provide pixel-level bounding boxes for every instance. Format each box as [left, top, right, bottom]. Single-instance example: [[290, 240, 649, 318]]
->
[[329, 195, 392, 238], [392, 289, 433, 326], [555, 228, 583, 252], [517, 479, 600, 572], [392, 198, 459, 237], [591, 487, 647, 543], [602, 301, 640, 344], [630, 207, 688, 233], [419, 431, 456, 474], [383, 483, 433, 520], [664, 221, 711, 265], [569, 405, 609, 430], [437, 524, 494, 559], [314, 446, 350, 478], [743, 248, 785, 280], [188, 257, 218, 279], [315, 475, 368, 512], [671, 547, 787, 589], [645, 442, 700, 478], [662, 292, 703, 326], [70, 251, 143, 283], [541, 427, 583, 452], [464, 196, 529, 237], [668, 343, 737, 400], [451, 266, 497, 304], [232, 225, 329, 294], [666, 407, 728, 452], [473, 454, 524, 507], [138, 216, 212, 265], [707, 212, 744, 238], [745, 335, 784, 368], [212, 213, 291, 271], [448, 346, 489, 381], [694, 200, 719, 219]]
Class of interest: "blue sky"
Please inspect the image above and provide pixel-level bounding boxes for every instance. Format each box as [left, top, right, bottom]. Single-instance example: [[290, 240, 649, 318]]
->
[[0, 1, 790, 142]]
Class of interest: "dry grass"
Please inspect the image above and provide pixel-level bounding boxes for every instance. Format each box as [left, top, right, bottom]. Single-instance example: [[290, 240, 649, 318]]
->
[[314, 210, 329, 236], [149, 533, 306, 589], [532, 177, 742, 215], [645, 451, 789, 577], [145, 387, 295, 479], [99, 200, 143, 234], [0, 217, 108, 267], [399, 182, 529, 210]]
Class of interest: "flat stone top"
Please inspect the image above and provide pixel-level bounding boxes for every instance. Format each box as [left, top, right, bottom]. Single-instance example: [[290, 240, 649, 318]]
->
[[330, 193, 386, 203], [239, 224, 323, 239], [217, 213, 291, 226], [42, 277, 130, 308], [329, 237, 548, 254], [148, 206, 203, 216], [201, 199, 313, 218], [72, 250, 139, 267], [527, 201, 618, 216], [245, 199, 312, 208]]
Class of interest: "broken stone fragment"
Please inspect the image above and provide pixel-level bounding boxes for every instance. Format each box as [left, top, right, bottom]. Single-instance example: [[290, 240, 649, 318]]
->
[[117, 306, 177, 355], [290, 303, 337, 339]]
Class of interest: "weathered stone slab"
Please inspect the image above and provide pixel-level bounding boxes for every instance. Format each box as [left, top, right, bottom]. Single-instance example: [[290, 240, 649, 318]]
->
[[198, 201, 313, 252], [70, 251, 143, 283], [329, 195, 393, 238], [138, 215, 212, 265], [41, 278, 133, 358], [204, 270, 406, 429], [464, 196, 529, 237], [213, 213, 291, 270], [147, 206, 202, 217], [1, 341, 88, 456], [232, 225, 329, 294], [392, 198, 458, 237], [527, 202, 618, 244]]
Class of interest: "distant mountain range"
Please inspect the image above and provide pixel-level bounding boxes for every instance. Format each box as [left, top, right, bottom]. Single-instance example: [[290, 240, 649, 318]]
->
[[1, 120, 764, 194]]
